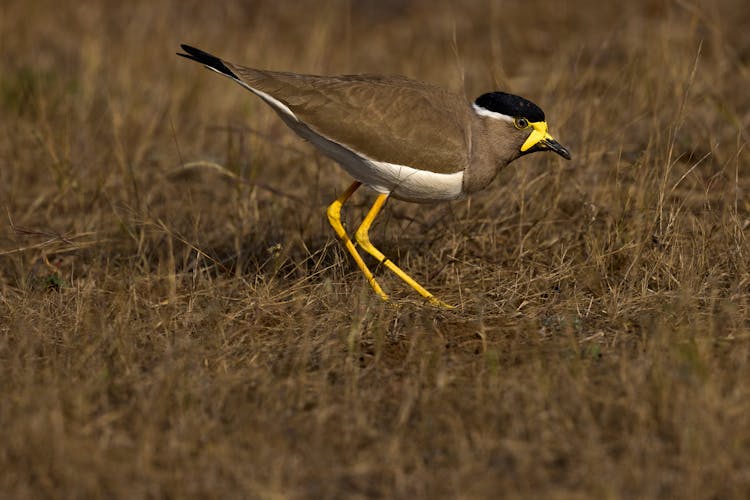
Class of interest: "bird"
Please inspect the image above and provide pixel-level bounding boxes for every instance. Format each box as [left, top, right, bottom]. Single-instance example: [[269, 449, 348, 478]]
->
[[177, 44, 570, 307]]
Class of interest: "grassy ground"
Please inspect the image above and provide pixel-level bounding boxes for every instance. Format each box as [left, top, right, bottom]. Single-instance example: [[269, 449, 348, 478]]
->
[[2, 0, 750, 497]]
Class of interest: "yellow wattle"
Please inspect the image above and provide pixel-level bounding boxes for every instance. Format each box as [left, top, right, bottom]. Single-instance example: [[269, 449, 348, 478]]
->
[[521, 121, 551, 152]]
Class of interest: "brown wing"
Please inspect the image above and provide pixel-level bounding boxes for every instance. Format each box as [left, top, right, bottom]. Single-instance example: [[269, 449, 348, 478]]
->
[[229, 64, 471, 174]]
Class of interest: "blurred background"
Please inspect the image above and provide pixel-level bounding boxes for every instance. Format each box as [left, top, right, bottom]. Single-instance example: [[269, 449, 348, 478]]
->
[[2, 0, 748, 230], [1, 0, 749, 498], [2, 0, 748, 249]]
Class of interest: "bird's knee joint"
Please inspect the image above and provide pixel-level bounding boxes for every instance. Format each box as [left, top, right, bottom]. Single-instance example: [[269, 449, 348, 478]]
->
[[326, 204, 342, 224], [354, 228, 371, 248]]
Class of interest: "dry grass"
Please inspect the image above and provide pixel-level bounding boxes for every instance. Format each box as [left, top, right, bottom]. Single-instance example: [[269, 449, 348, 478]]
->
[[2, 0, 750, 497]]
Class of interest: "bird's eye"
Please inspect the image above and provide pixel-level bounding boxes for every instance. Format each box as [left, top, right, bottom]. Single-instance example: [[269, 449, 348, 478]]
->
[[514, 118, 530, 129]]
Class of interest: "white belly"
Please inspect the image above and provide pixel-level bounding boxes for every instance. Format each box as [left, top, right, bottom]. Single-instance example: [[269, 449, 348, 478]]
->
[[335, 152, 465, 203], [297, 122, 465, 203]]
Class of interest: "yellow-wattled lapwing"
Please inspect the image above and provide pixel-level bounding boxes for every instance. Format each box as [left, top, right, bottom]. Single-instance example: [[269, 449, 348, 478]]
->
[[178, 44, 570, 307]]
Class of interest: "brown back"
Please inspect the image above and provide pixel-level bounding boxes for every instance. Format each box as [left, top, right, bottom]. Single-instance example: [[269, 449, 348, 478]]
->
[[230, 64, 471, 174]]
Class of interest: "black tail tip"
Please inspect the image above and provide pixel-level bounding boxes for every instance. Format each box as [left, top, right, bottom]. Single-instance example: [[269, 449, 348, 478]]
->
[[179, 44, 204, 57], [177, 44, 238, 79]]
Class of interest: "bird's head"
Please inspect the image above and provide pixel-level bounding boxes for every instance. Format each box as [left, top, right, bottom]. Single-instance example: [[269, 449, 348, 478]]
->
[[473, 92, 571, 162]]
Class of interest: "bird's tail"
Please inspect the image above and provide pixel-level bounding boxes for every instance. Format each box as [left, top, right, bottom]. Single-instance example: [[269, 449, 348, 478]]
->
[[177, 44, 239, 79]]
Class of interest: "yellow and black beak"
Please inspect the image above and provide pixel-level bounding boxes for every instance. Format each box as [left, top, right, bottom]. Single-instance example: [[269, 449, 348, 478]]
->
[[520, 121, 571, 160]]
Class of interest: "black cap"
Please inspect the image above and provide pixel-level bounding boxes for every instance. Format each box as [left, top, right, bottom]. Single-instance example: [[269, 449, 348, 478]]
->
[[475, 92, 545, 122]]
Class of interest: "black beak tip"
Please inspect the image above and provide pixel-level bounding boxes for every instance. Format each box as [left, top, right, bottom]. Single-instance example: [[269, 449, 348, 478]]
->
[[546, 139, 571, 160], [523, 139, 572, 160]]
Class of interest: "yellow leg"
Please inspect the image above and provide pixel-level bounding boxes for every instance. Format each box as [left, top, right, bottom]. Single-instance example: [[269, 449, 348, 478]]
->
[[354, 194, 453, 309], [326, 181, 388, 301]]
